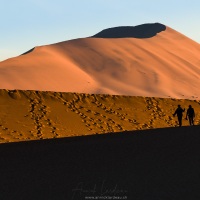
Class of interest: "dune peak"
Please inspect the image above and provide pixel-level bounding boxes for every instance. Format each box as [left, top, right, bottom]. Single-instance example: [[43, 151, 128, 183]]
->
[[92, 23, 166, 38], [21, 47, 35, 56], [1, 22, 200, 100]]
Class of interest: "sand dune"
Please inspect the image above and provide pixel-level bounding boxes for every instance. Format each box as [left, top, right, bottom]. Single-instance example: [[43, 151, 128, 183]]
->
[[0, 89, 199, 143], [0, 23, 200, 99], [1, 23, 200, 198], [1, 125, 200, 199], [92, 23, 166, 38]]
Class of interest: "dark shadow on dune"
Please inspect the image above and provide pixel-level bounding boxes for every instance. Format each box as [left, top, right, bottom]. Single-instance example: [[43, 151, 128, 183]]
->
[[21, 47, 35, 55], [0, 126, 200, 199], [92, 23, 166, 39]]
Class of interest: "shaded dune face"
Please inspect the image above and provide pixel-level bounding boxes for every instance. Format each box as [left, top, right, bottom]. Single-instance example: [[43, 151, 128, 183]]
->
[[0, 23, 200, 99], [92, 23, 166, 38], [21, 48, 35, 55]]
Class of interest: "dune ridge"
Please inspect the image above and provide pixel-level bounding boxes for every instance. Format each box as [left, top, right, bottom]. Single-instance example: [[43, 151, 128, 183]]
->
[[0, 23, 200, 99], [92, 22, 166, 38], [0, 89, 199, 143]]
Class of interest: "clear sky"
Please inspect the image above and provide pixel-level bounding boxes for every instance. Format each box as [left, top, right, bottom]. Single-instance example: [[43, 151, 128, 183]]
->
[[1, 0, 200, 61]]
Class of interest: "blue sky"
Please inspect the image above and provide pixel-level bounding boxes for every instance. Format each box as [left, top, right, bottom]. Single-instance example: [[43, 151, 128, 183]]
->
[[1, 0, 200, 61]]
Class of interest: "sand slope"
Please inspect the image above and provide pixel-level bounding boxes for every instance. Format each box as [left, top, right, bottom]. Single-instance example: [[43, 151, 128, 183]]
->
[[0, 89, 200, 143], [0, 23, 200, 99], [0, 125, 200, 199]]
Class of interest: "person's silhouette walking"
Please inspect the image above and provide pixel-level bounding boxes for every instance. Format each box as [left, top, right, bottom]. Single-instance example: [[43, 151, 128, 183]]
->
[[186, 105, 195, 125], [173, 105, 185, 127]]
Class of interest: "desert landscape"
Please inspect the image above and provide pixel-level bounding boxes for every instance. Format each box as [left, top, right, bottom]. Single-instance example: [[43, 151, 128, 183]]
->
[[0, 23, 200, 143], [1, 22, 200, 199], [0, 89, 200, 143], [1, 23, 200, 99]]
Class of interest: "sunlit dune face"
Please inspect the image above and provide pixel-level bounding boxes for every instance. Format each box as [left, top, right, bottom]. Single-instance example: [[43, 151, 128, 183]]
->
[[0, 25, 200, 100], [0, 90, 199, 143]]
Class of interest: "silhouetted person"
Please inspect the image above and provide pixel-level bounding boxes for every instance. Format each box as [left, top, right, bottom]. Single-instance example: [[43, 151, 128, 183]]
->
[[173, 105, 185, 127], [186, 105, 195, 126]]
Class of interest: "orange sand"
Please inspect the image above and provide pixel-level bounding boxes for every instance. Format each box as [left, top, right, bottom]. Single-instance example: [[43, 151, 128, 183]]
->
[[0, 25, 200, 99], [0, 90, 199, 143]]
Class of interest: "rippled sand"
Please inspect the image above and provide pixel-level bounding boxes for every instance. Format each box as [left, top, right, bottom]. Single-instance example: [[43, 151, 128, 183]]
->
[[0, 89, 199, 143]]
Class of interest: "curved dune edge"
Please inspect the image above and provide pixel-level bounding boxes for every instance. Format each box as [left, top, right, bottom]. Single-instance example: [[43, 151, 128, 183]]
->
[[1, 125, 200, 199], [0, 26, 200, 99], [92, 23, 166, 38], [0, 89, 200, 143]]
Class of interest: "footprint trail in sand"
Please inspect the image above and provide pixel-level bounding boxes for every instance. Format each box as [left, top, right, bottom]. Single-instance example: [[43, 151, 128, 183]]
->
[[0, 90, 200, 143]]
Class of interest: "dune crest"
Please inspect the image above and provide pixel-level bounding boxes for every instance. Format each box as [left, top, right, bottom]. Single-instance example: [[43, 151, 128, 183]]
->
[[92, 22, 166, 38], [0, 23, 200, 99], [0, 89, 199, 143]]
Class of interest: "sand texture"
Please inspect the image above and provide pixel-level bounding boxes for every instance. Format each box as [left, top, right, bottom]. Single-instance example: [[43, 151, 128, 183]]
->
[[0, 89, 199, 143], [1, 23, 200, 199], [0, 23, 200, 99]]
